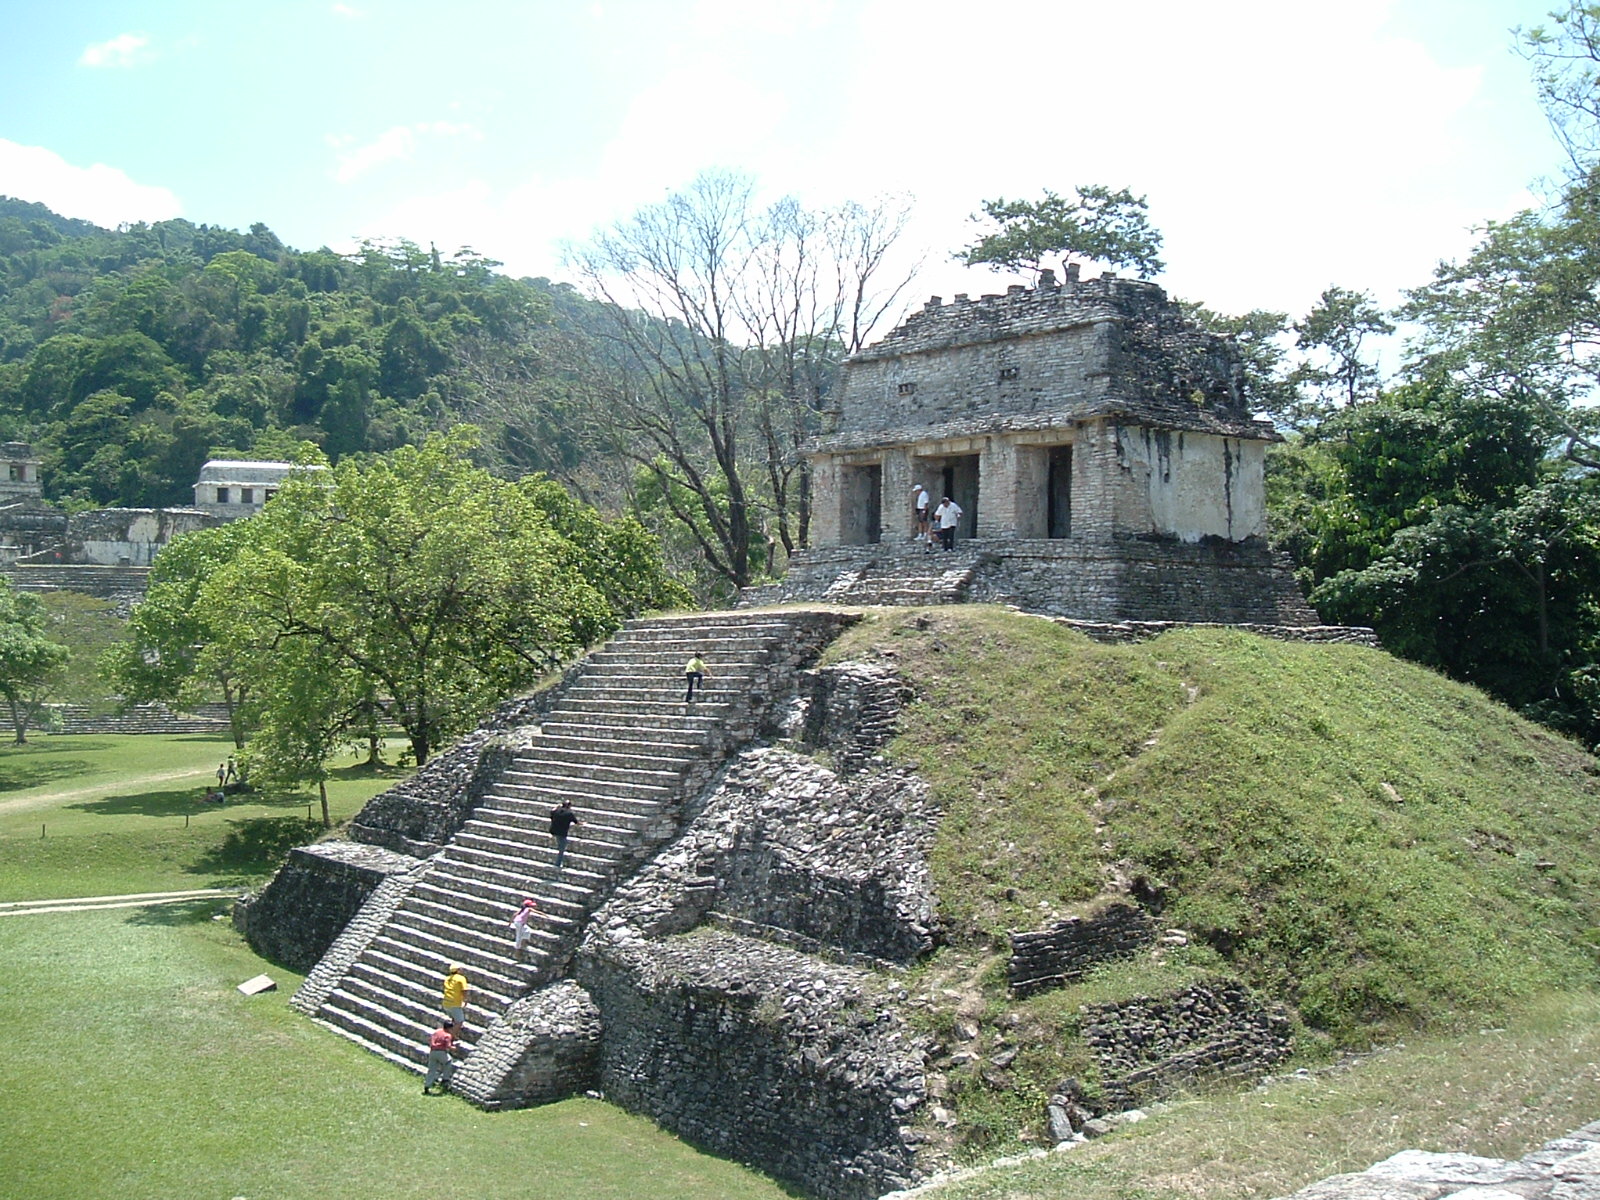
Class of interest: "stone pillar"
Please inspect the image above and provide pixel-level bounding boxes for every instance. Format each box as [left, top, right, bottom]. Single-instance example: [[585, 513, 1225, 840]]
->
[[979, 436, 1020, 539], [809, 454, 842, 547], [882, 449, 916, 543]]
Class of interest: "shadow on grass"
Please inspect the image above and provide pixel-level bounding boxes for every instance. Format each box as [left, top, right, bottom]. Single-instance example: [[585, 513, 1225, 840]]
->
[[0, 754, 95, 793], [66, 785, 215, 818], [125, 897, 233, 927], [185, 816, 323, 886]]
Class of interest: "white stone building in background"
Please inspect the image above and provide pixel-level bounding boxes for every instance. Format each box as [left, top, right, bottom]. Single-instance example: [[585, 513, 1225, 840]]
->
[[192, 459, 303, 519]]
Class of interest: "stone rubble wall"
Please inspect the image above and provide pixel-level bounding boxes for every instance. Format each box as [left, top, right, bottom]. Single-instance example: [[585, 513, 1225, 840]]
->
[[1051, 617, 1379, 647], [791, 663, 910, 775], [452, 981, 603, 1108], [749, 537, 1317, 626], [1080, 979, 1292, 1110], [576, 928, 927, 1200], [236, 841, 424, 974], [1007, 902, 1158, 997], [1270, 1120, 1600, 1199]]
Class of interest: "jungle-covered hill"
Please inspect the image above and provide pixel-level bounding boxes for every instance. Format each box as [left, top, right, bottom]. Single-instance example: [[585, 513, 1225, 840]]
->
[[0, 195, 604, 509], [822, 608, 1600, 1058]]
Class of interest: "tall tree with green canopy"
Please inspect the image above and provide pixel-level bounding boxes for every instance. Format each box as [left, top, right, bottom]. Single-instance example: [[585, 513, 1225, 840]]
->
[[208, 428, 683, 765], [0, 580, 70, 743], [957, 185, 1165, 280], [100, 518, 268, 748]]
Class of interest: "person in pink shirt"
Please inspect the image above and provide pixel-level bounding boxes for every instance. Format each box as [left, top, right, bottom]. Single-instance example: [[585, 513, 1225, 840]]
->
[[509, 897, 539, 959], [422, 1021, 458, 1094]]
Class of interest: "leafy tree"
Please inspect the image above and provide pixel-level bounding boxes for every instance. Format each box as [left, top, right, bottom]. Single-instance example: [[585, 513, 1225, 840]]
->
[[208, 429, 679, 765], [101, 519, 266, 747], [0, 580, 70, 743], [1287, 285, 1394, 422], [1519, 2, 1600, 172], [957, 185, 1165, 279]]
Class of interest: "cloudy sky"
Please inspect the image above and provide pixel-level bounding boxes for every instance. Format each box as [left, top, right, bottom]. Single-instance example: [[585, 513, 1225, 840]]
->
[[0, 0, 1573, 348]]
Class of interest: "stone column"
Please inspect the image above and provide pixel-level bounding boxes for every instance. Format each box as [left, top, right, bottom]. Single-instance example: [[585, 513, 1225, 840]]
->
[[809, 454, 842, 547], [979, 436, 1020, 539], [882, 448, 916, 543]]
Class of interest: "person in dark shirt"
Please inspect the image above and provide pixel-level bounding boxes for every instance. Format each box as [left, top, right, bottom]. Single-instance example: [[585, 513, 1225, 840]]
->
[[549, 799, 579, 871]]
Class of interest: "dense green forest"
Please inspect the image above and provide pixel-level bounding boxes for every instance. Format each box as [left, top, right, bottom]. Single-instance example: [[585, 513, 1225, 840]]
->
[[0, 195, 598, 510]]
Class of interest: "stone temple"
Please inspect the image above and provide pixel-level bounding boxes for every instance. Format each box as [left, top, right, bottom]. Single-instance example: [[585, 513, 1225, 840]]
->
[[748, 269, 1316, 625]]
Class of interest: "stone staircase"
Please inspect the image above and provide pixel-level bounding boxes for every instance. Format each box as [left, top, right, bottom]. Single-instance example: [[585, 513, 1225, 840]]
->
[[299, 610, 845, 1083], [744, 544, 993, 608]]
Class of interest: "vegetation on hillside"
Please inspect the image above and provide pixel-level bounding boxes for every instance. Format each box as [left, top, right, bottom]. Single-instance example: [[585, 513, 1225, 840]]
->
[[827, 608, 1600, 1036]]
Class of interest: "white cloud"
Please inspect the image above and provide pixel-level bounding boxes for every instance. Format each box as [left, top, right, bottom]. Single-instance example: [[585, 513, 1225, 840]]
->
[[331, 3, 366, 17], [78, 33, 150, 69], [330, 121, 483, 184], [0, 139, 182, 227]]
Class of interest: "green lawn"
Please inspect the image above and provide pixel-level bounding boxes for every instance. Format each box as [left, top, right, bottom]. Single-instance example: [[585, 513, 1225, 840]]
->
[[0, 735, 405, 899], [0, 905, 790, 1200]]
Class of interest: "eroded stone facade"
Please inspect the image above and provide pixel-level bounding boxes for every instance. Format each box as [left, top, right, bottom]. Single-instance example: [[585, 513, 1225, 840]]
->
[[782, 274, 1314, 624]]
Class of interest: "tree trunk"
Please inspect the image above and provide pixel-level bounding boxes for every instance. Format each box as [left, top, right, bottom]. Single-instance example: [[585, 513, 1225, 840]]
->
[[8, 695, 25, 744], [318, 779, 330, 829]]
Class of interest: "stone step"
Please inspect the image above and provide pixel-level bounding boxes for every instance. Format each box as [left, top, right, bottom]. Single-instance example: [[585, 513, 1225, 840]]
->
[[562, 680, 756, 701], [442, 839, 628, 895], [552, 696, 735, 718], [422, 864, 596, 912], [513, 743, 699, 774], [316, 998, 439, 1070], [339, 963, 542, 1035], [402, 892, 577, 942], [491, 774, 674, 808], [360, 942, 522, 1004], [532, 722, 712, 747], [408, 876, 586, 921], [580, 657, 767, 676], [461, 807, 647, 846], [387, 903, 569, 962]]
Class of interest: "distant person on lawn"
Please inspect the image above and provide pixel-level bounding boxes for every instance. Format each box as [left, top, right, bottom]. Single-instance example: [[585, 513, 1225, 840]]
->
[[422, 1021, 458, 1094], [216, 763, 226, 788], [684, 653, 707, 703], [509, 897, 539, 958], [441, 964, 468, 1035], [549, 800, 579, 871]]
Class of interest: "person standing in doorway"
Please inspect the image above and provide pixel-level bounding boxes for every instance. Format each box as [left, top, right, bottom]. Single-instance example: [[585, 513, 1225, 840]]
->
[[422, 1020, 458, 1094], [683, 653, 707, 703], [508, 897, 539, 959], [937, 496, 963, 550], [440, 964, 468, 1036], [549, 799, 579, 871], [911, 483, 931, 550]]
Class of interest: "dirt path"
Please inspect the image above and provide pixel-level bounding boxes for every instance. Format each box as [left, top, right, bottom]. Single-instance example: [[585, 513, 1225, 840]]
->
[[0, 763, 216, 817], [0, 888, 239, 917]]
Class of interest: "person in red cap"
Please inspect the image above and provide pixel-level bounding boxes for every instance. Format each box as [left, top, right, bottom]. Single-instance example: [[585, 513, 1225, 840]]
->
[[509, 897, 539, 959], [422, 1020, 458, 1094]]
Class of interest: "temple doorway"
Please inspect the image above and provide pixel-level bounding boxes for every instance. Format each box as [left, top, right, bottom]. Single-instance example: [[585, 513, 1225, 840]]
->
[[1047, 445, 1072, 538], [840, 463, 882, 545]]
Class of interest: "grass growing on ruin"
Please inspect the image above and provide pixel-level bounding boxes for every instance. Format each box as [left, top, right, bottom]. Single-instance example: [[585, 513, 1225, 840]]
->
[[922, 990, 1600, 1200], [0, 734, 409, 899], [0, 904, 791, 1200], [823, 606, 1600, 1045]]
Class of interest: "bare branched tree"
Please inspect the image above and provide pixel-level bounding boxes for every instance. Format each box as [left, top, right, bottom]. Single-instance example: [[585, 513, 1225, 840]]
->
[[569, 172, 917, 588]]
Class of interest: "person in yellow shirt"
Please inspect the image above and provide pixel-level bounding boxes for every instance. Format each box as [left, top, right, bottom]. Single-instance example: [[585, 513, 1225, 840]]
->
[[441, 964, 468, 1035], [683, 654, 708, 703]]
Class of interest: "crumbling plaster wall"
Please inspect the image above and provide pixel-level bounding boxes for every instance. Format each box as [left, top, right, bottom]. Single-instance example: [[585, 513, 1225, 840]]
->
[[1114, 427, 1265, 542]]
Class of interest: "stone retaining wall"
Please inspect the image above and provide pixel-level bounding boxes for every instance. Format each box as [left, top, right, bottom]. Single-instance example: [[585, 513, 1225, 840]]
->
[[1080, 979, 1292, 1110], [1007, 902, 1158, 997], [236, 841, 424, 973], [578, 929, 926, 1200], [453, 981, 603, 1108]]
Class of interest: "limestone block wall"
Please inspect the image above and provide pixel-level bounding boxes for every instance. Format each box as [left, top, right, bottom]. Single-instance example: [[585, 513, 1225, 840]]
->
[[453, 982, 602, 1107], [1080, 979, 1292, 1109], [236, 841, 423, 972], [577, 929, 926, 1200], [1007, 902, 1158, 997]]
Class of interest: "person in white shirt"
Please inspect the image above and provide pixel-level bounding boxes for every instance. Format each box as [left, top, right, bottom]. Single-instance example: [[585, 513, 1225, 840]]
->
[[911, 483, 931, 551], [936, 496, 963, 550]]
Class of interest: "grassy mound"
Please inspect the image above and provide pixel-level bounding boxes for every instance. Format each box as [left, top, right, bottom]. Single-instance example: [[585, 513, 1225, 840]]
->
[[823, 607, 1600, 1042]]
